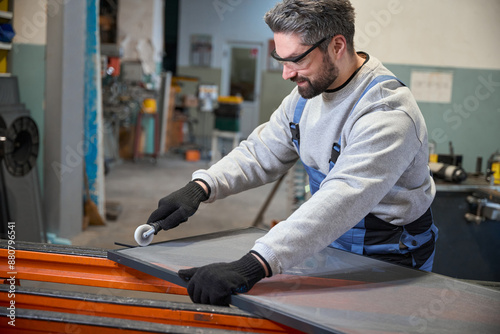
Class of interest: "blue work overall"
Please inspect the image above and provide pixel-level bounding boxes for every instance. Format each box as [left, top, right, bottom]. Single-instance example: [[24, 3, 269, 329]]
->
[[290, 75, 438, 271]]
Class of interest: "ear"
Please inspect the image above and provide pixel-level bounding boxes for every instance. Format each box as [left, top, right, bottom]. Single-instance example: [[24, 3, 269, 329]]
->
[[330, 35, 348, 59]]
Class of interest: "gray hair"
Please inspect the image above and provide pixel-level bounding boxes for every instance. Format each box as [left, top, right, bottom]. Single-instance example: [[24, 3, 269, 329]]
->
[[264, 0, 356, 54]]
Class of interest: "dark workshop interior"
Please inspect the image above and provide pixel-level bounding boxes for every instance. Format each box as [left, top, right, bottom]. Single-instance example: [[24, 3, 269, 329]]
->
[[0, 0, 499, 333]]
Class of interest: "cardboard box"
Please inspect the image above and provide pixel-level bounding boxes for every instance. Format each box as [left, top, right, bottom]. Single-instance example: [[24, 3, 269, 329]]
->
[[182, 94, 198, 108], [119, 126, 134, 160]]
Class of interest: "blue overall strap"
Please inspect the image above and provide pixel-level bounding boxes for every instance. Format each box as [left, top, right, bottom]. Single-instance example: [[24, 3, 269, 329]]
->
[[290, 96, 325, 194], [328, 143, 341, 171], [350, 75, 405, 114], [290, 97, 308, 152], [328, 75, 405, 170]]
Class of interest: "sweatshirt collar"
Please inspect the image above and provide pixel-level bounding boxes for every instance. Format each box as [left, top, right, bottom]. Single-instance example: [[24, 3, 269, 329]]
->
[[324, 52, 370, 94]]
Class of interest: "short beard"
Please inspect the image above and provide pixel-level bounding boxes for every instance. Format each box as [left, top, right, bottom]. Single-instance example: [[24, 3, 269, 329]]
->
[[293, 54, 339, 99]]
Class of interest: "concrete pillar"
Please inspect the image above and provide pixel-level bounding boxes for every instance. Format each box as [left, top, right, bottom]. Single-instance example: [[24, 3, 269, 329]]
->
[[44, 0, 86, 238]]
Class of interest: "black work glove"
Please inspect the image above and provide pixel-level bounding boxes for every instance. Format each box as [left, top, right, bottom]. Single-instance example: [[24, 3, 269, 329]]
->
[[147, 180, 209, 233], [178, 252, 267, 306]]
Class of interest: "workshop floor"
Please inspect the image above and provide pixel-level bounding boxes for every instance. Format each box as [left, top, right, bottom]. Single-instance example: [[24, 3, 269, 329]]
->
[[70, 153, 289, 250]]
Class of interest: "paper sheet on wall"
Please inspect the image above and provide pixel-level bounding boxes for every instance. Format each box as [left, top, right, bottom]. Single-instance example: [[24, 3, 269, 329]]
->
[[410, 70, 453, 103]]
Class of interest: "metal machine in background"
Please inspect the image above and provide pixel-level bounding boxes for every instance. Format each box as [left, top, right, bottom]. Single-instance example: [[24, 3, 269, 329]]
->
[[0, 77, 45, 242], [466, 188, 500, 224]]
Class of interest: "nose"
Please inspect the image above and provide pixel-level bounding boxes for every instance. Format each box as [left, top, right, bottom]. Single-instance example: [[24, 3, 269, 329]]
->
[[282, 64, 297, 81]]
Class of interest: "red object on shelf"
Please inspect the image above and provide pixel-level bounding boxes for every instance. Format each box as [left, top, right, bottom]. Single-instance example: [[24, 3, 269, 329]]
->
[[108, 57, 121, 77]]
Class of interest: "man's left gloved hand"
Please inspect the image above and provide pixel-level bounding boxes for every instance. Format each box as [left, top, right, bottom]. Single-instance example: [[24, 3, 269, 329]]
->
[[178, 252, 267, 306]]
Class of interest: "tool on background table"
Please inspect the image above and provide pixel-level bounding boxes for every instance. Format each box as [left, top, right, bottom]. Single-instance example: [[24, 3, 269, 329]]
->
[[428, 141, 466, 183], [429, 161, 467, 183]]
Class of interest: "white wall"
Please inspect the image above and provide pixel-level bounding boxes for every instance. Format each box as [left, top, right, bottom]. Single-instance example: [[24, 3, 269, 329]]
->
[[178, 0, 500, 70], [118, 0, 164, 74], [12, 0, 47, 45], [351, 0, 500, 70]]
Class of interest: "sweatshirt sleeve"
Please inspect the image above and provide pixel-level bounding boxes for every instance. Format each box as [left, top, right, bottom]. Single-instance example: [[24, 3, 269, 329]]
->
[[192, 94, 300, 202], [252, 106, 424, 275]]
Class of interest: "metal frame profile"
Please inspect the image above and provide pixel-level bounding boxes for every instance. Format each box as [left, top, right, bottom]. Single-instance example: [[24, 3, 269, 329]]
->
[[0, 240, 299, 334]]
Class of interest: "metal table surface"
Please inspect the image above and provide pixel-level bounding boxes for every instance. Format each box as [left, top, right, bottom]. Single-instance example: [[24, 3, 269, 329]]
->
[[432, 178, 500, 281], [434, 175, 500, 192], [108, 227, 500, 334]]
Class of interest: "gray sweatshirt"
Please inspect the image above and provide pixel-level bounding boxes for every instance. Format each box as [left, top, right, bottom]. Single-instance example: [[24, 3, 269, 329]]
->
[[192, 54, 435, 275]]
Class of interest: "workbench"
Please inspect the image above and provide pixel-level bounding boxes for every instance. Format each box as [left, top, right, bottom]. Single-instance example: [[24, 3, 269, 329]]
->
[[432, 176, 500, 281], [0, 240, 298, 334], [107, 227, 500, 334], [2, 227, 500, 333]]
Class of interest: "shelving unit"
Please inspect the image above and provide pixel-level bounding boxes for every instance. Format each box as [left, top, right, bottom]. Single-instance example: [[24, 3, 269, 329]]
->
[[0, 0, 13, 76]]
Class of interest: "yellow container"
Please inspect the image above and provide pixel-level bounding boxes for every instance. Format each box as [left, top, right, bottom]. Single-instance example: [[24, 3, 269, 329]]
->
[[0, 0, 9, 12], [0, 50, 7, 73], [142, 98, 157, 114], [218, 96, 243, 104], [492, 162, 500, 185]]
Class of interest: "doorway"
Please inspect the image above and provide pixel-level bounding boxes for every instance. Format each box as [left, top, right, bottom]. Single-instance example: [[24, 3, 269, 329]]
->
[[221, 42, 262, 139]]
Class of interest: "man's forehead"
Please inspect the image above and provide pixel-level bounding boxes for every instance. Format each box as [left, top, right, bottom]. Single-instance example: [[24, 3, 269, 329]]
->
[[274, 32, 305, 57]]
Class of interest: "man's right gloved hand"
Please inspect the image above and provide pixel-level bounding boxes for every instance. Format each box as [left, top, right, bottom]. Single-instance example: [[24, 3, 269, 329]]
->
[[147, 180, 209, 233]]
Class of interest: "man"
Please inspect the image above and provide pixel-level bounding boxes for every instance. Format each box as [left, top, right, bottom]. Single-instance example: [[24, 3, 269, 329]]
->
[[147, 0, 437, 306]]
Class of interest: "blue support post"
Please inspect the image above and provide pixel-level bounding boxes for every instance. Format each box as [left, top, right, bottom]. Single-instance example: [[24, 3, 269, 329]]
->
[[84, 0, 104, 214]]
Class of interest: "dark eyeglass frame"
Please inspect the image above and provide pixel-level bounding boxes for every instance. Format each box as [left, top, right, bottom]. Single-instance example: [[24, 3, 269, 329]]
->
[[270, 36, 332, 64]]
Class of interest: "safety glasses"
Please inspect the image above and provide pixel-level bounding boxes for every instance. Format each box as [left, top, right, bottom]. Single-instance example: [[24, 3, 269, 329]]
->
[[270, 36, 331, 70]]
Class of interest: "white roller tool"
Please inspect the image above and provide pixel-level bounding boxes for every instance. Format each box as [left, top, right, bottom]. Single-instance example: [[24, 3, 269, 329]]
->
[[134, 224, 156, 246]]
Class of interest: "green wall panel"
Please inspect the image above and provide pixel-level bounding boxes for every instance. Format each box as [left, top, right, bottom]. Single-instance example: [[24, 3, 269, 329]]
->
[[260, 71, 295, 124], [387, 64, 500, 172]]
